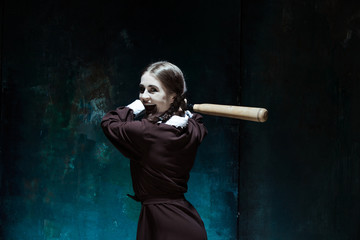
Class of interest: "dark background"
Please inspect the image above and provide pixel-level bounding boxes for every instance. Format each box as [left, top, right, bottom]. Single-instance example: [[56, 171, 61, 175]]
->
[[239, 1, 360, 239], [0, 0, 240, 239], [1, 0, 360, 239]]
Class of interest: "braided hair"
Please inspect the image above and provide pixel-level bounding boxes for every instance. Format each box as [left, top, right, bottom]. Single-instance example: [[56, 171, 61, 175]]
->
[[143, 61, 187, 123]]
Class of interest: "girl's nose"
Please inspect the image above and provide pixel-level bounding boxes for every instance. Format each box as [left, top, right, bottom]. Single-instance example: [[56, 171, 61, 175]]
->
[[140, 90, 150, 102]]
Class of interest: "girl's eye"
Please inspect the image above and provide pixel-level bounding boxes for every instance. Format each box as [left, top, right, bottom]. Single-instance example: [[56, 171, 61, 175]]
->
[[139, 87, 145, 93], [150, 88, 158, 93]]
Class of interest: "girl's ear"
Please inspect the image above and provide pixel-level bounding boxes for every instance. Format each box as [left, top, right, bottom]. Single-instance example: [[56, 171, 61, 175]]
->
[[169, 94, 176, 104]]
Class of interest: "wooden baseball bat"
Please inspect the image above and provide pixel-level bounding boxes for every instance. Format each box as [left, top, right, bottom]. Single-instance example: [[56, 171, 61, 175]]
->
[[187, 103, 268, 122]]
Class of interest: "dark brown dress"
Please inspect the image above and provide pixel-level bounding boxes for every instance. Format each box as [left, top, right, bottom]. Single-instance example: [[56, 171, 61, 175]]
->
[[101, 106, 208, 240]]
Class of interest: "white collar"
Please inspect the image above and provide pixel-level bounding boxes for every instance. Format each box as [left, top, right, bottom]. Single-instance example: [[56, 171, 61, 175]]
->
[[163, 110, 193, 128]]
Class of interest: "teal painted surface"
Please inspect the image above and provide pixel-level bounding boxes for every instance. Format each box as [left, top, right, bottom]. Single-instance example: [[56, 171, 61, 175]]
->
[[0, 0, 240, 239]]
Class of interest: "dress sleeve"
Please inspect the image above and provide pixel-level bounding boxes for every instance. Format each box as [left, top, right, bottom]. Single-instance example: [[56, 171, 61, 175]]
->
[[188, 113, 208, 143], [101, 106, 146, 159]]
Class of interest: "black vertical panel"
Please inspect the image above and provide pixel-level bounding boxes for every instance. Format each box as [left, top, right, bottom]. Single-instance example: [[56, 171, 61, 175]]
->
[[240, 1, 360, 239]]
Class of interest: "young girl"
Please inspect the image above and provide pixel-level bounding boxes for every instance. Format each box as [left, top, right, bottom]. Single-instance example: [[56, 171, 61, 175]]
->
[[101, 61, 207, 240]]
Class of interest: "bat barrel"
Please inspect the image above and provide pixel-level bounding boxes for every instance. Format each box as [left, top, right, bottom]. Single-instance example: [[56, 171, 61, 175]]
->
[[188, 103, 268, 122]]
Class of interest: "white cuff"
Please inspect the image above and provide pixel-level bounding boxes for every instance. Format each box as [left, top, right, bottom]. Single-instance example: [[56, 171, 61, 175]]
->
[[185, 110, 193, 118], [127, 100, 145, 116], [164, 111, 193, 128], [165, 115, 189, 128]]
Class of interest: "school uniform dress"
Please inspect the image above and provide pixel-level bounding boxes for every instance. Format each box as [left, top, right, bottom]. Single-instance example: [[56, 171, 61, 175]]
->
[[101, 100, 208, 240]]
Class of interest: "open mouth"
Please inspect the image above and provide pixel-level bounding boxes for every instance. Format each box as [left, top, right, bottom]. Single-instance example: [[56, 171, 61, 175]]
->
[[144, 104, 157, 114]]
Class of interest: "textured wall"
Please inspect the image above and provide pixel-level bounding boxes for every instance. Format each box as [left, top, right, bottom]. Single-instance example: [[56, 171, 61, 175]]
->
[[0, 0, 240, 239], [239, 1, 360, 239]]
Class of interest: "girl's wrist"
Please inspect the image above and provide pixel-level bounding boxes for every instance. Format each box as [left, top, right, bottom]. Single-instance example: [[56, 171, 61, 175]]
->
[[127, 100, 145, 116]]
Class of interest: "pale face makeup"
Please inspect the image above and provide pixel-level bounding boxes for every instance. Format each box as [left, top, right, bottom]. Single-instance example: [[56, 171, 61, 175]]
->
[[139, 72, 175, 115]]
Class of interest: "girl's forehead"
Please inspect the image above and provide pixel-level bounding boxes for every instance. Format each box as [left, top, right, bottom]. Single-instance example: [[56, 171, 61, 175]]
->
[[140, 73, 161, 87]]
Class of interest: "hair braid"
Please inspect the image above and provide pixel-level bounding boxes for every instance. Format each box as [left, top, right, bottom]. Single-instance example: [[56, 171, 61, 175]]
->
[[158, 94, 186, 123]]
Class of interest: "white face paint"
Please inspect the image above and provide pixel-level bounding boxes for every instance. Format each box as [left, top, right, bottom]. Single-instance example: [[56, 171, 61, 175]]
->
[[139, 72, 175, 115]]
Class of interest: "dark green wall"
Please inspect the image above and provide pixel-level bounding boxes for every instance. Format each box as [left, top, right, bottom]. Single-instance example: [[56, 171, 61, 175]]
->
[[239, 1, 360, 239], [0, 0, 240, 239], [2, 0, 360, 240]]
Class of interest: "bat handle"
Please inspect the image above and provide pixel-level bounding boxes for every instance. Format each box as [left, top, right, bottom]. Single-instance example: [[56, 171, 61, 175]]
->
[[187, 104, 195, 112], [187, 103, 268, 122]]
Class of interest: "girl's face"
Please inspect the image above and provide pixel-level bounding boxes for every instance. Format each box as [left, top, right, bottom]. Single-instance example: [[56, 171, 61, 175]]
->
[[139, 72, 175, 115]]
